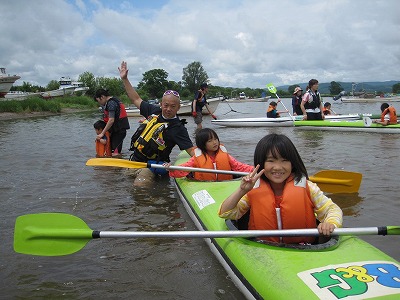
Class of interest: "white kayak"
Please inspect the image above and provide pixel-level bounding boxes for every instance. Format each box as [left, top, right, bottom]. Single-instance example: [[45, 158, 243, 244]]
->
[[212, 117, 294, 127], [212, 114, 361, 128]]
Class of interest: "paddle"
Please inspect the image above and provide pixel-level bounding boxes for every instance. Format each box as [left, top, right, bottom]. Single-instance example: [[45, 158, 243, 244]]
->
[[14, 213, 400, 256], [86, 158, 362, 194], [266, 83, 293, 119], [309, 170, 362, 194]]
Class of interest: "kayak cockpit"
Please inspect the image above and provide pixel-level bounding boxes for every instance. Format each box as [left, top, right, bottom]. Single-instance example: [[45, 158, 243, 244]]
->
[[225, 214, 339, 251]]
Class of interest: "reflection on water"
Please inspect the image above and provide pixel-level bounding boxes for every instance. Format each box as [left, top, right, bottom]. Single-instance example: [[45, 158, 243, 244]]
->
[[1, 102, 400, 299], [330, 193, 364, 216]]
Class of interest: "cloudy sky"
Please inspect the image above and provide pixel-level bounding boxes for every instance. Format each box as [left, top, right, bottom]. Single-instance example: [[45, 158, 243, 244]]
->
[[1, 0, 399, 89]]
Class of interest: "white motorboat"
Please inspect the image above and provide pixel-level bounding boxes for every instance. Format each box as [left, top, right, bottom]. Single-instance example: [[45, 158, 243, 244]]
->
[[41, 77, 89, 99], [0, 67, 20, 98]]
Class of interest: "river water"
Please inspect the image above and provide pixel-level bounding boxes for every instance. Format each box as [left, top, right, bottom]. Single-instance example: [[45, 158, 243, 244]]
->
[[1, 98, 399, 299]]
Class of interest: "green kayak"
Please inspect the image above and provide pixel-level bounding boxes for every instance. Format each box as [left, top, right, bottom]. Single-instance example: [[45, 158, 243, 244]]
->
[[173, 152, 400, 299], [295, 119, 400, 133]]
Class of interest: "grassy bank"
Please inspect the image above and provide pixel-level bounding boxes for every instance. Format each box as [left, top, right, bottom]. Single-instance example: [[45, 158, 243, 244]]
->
[[0, 95, 100, 113]]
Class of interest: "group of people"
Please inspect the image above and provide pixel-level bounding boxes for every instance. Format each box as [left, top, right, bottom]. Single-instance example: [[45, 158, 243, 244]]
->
[[91, 61, 343, 244], [93, 62, 217, 159], [93, 61, 221, 185], [94, 89, 131, 157], [291, 79, 398, 125], [267, 79, 333, 120]]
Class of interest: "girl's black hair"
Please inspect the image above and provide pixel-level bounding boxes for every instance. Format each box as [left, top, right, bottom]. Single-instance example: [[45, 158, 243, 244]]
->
[[195, 128, 219, 161], [380, 103, 389, 112], [253, 133, 308, 183]]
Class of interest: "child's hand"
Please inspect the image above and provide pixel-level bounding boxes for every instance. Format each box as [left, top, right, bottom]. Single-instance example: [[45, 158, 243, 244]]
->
[[317, 222, 336, 236], [240, 165, 264, 192], [163, 162, 171, 169]]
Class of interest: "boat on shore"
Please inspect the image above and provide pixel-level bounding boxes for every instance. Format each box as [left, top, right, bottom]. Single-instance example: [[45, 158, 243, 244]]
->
[[41, 77, 89, 99], [211, 114, 361, 127], [173, 152, 400, 299], [41, 87, 75, 99], [341, 95, 400, 103], [0, 67, 20, 98], [126, 96, 223, 117], [4, 91, 41, 100]]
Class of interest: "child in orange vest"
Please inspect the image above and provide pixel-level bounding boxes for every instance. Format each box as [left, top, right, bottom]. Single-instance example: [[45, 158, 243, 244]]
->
[[94, 120, 111, 157], [267, 101, 287, 118], [167, 128, 253, 181], [373, 103, 397, 125], [323, 102, 333, 115], [219, 133, 342, 244]]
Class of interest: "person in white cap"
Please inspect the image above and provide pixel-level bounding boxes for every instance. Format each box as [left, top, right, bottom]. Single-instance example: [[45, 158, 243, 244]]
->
[[291, 86, 303, 115]]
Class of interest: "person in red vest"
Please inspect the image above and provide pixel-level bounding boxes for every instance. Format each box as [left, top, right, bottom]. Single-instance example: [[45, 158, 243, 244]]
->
[[94, 88, 130, 156], [373, 103, 397, 125]]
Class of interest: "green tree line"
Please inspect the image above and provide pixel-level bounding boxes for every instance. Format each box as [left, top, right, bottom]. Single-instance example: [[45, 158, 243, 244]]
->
[[11, 61, 400, 100]]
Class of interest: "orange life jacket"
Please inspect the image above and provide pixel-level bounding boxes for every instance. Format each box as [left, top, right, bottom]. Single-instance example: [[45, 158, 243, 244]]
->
[[95, 131, 111, 157], [193, 145, 233, 181], [381, 106, 397, 124], [267, 105, 279, 118], [323, 107, 331, 115], [247, 176, 316, 244]]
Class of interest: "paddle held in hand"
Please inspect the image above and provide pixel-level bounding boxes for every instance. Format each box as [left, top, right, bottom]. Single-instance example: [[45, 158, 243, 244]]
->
[[266, 83, 293, 118], [14, 213, 400, 256]]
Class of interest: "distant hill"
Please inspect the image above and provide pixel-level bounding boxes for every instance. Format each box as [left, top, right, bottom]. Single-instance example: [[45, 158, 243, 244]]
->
[[277, 80, 400, 94]]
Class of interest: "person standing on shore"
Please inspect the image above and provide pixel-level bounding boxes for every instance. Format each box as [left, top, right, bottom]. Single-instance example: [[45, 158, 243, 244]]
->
[[300, 79, 324, 120], [192, 83, 217, 130], [94, 88, 130, 156], [291, 87, 303, 115]]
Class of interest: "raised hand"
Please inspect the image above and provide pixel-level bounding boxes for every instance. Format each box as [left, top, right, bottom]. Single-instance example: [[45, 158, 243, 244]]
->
[[118, 61, 128, 79], [239, 165, 263, 192]]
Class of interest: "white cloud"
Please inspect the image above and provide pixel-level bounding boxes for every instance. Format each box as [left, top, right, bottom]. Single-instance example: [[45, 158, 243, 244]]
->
[[1, 0, 399, 89]]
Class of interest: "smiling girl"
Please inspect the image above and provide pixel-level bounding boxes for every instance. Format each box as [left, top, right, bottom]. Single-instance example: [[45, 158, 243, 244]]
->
[[168, 128, 253, 181], [219, 133, 342, 244]]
